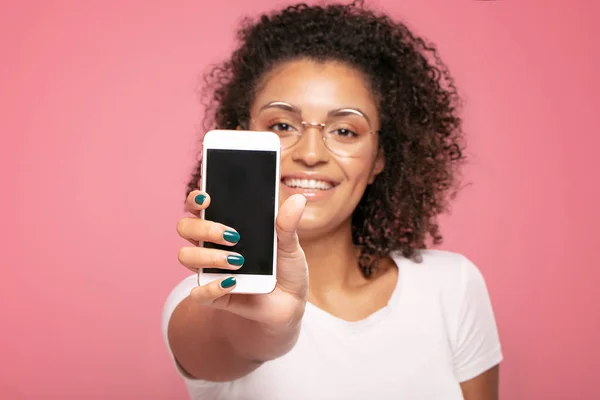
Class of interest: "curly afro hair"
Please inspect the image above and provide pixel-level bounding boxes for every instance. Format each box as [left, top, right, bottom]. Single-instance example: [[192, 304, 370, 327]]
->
[[186, 0, 466, 277]]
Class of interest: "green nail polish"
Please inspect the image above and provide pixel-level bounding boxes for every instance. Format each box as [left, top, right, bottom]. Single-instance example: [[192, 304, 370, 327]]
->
[[223, 230, 240, 243], [227, 254, 245, 266], [221, 277, 236, 289], [194, 194, 206, 205]]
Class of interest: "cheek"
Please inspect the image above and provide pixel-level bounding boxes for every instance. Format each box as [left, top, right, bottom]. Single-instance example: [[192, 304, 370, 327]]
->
[[339, 158, 375, 188]]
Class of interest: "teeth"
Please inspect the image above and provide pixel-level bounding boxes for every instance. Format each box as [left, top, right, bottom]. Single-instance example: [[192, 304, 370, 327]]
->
[[283, 178, 333, 190]]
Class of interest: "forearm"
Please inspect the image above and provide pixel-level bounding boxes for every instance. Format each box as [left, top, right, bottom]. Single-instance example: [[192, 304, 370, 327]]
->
[[220, 306, 304, 364], [167, 296, 302, 382]]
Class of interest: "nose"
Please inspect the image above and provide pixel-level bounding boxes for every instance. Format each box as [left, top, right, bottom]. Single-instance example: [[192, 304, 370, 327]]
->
[[290, 124, 330, 166]]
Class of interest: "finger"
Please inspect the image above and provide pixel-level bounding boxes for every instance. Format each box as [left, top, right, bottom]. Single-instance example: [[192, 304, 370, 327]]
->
[[189, 276, 237, 306], [177, 247, 245, 272], [185, 190, 211, 217], [176, 217, 240, 246], [276, 194, 307, 255]]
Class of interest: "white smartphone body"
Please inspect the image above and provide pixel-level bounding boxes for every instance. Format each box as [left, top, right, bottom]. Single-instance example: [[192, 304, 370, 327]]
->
[[198, 129, 280, 294]]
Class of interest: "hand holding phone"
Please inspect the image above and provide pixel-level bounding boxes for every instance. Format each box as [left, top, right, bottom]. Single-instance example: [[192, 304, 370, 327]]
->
[[175, 130, 309, 327], [200, 129, 281, 293]]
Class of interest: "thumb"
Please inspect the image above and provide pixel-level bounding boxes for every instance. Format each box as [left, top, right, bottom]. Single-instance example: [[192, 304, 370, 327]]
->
[[276, 194, 306, 254]]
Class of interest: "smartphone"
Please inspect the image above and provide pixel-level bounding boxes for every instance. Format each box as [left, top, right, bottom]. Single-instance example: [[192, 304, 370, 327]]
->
[[198, 129, 280, 294]]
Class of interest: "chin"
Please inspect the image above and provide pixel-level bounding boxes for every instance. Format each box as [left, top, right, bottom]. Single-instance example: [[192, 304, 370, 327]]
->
[[297, 213, 327, 231], [297, 208, 351, 240], [297, 225, 329, 242]]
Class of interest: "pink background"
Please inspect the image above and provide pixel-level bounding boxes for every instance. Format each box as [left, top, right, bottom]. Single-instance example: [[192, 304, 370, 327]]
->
[[1, 0, 598, 399]]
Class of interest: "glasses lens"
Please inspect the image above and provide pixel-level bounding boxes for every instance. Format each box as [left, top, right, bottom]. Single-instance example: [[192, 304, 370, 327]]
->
[[324, 112, 373, 156], [253, 108, 302, 149]]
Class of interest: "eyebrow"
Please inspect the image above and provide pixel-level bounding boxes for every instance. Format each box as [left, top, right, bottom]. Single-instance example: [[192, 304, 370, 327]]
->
[[258, 101, 372, 125]]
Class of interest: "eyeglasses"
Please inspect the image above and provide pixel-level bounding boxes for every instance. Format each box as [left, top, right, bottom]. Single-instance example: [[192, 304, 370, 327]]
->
[[246, 102, 378, 158]]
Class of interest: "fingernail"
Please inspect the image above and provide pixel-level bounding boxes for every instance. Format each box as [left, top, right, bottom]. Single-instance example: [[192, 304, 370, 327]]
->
[[227, 254, 245, 266], [223, 230, 240, 244], [221, 277, 236, 289], [194, 194, 206, 205]]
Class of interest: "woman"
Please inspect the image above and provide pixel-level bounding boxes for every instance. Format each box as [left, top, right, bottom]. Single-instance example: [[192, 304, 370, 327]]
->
[[162, 2, 503, 399]]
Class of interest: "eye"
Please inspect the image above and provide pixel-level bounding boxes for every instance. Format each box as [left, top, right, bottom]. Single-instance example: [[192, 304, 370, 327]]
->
[[269, 122, 296, 132], [331, 128, 358, 138]]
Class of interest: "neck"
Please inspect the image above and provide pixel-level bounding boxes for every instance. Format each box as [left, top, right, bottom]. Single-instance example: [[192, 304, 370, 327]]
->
[[298, 219, 364, 294]]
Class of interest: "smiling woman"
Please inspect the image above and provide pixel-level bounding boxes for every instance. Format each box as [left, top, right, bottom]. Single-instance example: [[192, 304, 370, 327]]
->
[[162, 2, 502, 399]]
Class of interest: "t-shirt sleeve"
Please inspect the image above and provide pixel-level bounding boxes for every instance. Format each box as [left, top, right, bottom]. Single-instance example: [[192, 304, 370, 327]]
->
[[451, 256, 503, 382], [161, 275, 232, 399]]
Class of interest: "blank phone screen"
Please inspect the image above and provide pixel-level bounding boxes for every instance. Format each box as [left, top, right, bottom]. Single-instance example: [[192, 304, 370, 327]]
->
[[203, 149, 277, 275]]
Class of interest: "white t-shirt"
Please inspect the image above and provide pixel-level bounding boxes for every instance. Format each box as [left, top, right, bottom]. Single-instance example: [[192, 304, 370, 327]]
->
[[161, 250, 503, 400]]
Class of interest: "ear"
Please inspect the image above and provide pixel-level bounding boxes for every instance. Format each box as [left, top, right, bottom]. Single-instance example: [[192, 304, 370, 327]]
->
[[368, 147, 385, 184]]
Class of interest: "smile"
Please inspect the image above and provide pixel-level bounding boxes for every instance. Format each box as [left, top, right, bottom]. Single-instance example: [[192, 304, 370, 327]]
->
[[282, 178, 334, 191]]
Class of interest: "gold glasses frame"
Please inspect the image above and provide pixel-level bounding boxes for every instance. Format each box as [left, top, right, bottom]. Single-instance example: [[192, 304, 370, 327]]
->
[[244, 101, 380, 158]]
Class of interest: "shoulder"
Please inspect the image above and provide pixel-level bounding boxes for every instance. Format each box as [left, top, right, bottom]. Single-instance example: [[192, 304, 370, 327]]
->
[[390, 249, 491, 309], [390, 251, 503, 381], [392, 248, 468, 269], [391, 249, 483, 287], [161, 275, 197, 346]]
